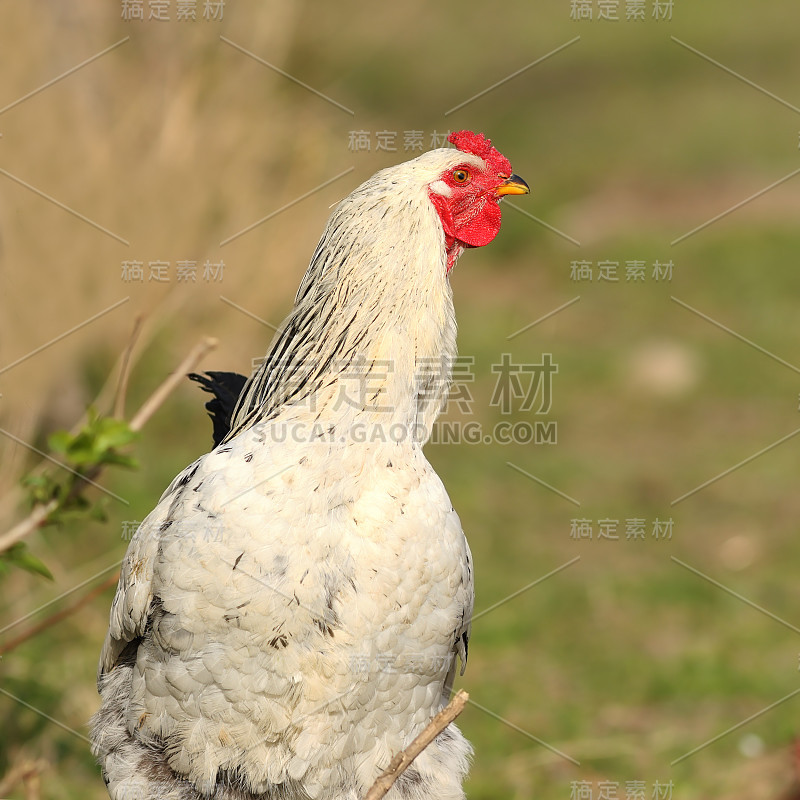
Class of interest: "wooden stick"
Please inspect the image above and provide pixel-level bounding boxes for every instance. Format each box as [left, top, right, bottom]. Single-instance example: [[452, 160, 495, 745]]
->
[[363, 690, 469, 800]]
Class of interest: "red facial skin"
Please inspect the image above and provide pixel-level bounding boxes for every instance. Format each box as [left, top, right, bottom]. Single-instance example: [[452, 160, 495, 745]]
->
[[428, 131, 515, 272]]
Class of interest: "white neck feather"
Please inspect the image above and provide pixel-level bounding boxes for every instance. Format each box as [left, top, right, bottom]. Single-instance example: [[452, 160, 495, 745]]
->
[[227, 152, 471, 444]]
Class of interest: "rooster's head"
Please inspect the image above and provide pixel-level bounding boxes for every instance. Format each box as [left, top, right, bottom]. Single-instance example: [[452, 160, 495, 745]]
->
[[427, 130, 529, 270]]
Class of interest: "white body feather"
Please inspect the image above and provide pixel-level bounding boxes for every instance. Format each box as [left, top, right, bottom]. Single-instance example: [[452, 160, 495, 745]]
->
[[92, 147, 484, 800]]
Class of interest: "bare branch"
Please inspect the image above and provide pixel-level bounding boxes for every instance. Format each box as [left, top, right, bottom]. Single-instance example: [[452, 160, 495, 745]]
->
[[0, 570, 119, 656], [129, 336, 218, 432], [113, 315, 145, 420], [363, 690, 468, 800], [0, 758, 48, 799], [0, 336, 218, 554], [0, 500, 58, 556]]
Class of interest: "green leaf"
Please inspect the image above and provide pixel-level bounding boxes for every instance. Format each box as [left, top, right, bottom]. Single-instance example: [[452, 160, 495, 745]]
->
[[47, 430, 73, 455], [2, 543, 53, 580], [21, 473, 61, 505], [13, 412, 141, 572], [98, 452, 139, 469], [93, 418, 139, 451], [45, 414, 139, 469]]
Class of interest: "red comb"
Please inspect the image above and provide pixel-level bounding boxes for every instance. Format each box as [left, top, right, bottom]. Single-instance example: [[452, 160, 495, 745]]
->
[[448, 130, 512, 175]]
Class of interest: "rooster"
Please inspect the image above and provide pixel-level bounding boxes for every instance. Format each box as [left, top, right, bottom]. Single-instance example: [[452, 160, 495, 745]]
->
[[91, 130, 529, 800]]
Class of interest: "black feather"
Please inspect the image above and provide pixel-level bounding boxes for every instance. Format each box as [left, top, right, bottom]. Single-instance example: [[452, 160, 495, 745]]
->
[[188, 371, 248, 447]]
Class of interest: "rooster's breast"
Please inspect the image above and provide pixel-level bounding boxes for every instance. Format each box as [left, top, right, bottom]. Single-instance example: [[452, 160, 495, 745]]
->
[[135, 425, 472, 793]]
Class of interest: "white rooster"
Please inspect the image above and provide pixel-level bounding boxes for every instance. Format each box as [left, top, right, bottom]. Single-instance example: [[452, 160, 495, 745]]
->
[[91, 130, 529, 800]]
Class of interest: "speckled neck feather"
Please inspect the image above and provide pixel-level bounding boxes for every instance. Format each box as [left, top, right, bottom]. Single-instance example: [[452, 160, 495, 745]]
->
[[225, 149, 476, 443]]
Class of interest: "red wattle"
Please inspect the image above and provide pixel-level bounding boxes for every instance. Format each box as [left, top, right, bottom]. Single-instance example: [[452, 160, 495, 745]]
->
[[452, 197, 501, 248], [429, 191, 502, 253]]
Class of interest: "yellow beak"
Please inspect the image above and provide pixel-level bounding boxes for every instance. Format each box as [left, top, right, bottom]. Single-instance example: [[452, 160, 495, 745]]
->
[[495, 174, 530, 196]]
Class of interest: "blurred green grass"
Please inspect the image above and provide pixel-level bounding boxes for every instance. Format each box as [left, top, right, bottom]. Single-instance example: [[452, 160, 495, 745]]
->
[[2, 1, 800, 798]]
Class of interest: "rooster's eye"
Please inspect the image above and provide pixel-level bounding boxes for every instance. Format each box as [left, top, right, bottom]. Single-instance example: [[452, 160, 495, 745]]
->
[[452, 169, 471, 184]]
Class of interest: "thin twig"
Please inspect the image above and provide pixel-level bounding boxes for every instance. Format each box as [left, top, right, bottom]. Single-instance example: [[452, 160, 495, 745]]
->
[[0, 760, 27, 796], [129, 336, 218, 432], [363, 690, 469, 800], [0, 571, 120, 656], [0, 336, 218, 554], [113, 315, 145, 420], [0, 500, 58, 556], [0, 758, 47, 798], [23, 761, 42, 800], [0, 311, 156, 526]]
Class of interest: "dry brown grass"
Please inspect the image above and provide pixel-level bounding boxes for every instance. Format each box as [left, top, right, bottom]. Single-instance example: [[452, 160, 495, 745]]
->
[[0, 2, 348, 492]]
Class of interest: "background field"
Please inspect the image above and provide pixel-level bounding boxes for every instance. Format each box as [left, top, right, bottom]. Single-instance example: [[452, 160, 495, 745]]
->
[[2, 1, 800, 798]]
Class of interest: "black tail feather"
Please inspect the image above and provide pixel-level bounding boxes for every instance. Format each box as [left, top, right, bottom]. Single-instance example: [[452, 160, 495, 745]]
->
[[188, 371, 248, 447]]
